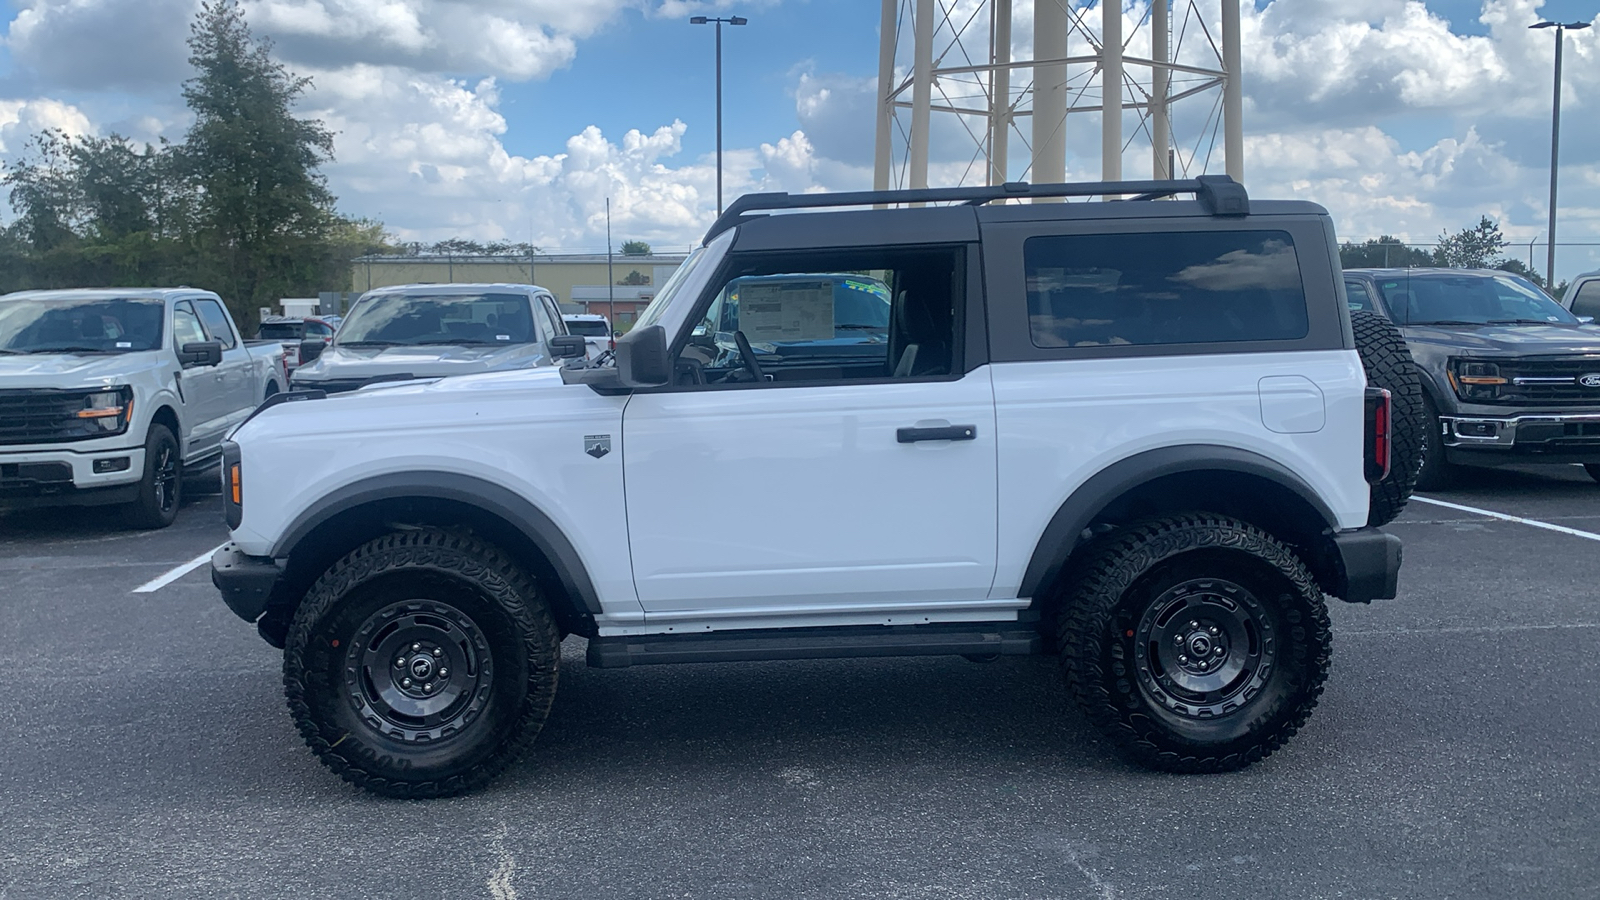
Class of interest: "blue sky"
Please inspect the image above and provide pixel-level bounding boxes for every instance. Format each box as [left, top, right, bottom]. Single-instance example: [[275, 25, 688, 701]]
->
[[2, 0, 1599, 278]]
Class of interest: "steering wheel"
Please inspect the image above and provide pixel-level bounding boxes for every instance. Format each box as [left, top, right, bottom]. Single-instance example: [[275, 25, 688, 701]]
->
[[733, 330, 766, 382]]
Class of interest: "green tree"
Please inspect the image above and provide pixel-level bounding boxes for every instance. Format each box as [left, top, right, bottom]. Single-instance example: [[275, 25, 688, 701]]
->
[[1338, 236, 1434, 269], [620, 240, 651, 256], [1433, 216, 1508, 269], [181, 0, 337, 326], [619, 269, 649, 286]]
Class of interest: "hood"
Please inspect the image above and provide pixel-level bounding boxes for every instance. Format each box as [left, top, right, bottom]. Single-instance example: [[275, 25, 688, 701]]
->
[[291, 342, 549, 384], [1400, 323, 1600, 356], [0, 350, 165, 389]]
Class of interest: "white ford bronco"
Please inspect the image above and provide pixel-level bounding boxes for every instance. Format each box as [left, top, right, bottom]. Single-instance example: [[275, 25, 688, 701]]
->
[[212, 178, 1410, 797]]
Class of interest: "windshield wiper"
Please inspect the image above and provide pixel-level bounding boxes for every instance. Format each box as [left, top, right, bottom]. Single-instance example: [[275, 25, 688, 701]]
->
[[410, 336, 524, 346], [1486, 319, 1558, 325], [26, 345, 115, 353], [835, 324, 888, 331], [1410, 320, 1484, 326], [0, 348, 23, 355], [337, 340, 401, 348]]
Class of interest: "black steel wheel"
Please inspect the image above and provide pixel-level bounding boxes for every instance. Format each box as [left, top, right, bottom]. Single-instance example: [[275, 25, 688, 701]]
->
[[1059, 514, 1331, 773], [124, 424, 181, 529], [284, 530, 560, 798]]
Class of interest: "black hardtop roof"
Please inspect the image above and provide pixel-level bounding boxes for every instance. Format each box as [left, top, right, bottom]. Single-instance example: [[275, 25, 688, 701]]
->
[[707, 176, 1329, 248]]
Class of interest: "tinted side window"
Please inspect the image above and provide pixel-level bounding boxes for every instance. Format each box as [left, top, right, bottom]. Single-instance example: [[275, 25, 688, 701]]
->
[[172, 301, 208, 348], [1571, 280, 1600, 319], [1344, 280, 1375, 312], [1024, 231, 1309, 348], [673, 246, 961, 388], [193, 299, 237, 349]]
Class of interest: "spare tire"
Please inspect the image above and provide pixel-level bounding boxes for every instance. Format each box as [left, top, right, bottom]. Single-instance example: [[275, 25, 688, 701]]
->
[[1352, 310, 1423, 526]]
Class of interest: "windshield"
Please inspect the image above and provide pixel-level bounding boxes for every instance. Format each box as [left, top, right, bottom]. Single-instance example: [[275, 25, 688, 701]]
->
[[633, 247, 705, 332], [257, 322, 306, 340], [0, 296, 165, 353], [337, 292, 535, 345], [1379, 274, 1579, 326], [565, 320, 610, 337]]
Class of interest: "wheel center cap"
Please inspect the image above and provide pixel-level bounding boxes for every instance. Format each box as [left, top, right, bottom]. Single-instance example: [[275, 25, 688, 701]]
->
[[1188, 634, 1213, 657], [409, 656, 435, 680]]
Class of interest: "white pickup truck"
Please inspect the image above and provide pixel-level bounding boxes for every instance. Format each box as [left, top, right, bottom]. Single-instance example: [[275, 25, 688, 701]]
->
[[0, 288, 286, 528]]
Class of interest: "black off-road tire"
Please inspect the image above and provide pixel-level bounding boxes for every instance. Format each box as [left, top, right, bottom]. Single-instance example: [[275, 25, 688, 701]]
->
[[1413, 392, 1455, 492], [1584, 464, 1600, 485], [1351, 310, 1423, 525], [1059, 514, 1331, 773], [283, 529, 560, 798], [124, 424, 181, 529]]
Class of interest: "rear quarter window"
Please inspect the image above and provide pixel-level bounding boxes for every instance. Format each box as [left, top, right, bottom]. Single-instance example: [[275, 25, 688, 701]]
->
[[1024, 230, 1309, 348], [1571, 280, 1600, 319]]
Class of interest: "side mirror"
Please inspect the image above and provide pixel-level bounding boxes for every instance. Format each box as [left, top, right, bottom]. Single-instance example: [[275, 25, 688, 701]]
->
[[615, 324, 671, 387], [298, 338, 326, 364], [549, 334, 589, 359], [179, 340, 223, 368]]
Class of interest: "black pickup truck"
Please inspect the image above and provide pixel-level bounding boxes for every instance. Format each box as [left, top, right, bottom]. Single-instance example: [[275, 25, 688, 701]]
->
[[1343, 267, 1600, 487]]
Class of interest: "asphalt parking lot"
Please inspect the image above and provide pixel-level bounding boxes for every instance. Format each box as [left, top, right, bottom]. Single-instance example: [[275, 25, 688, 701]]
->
[[2, 468, 1597, 900]]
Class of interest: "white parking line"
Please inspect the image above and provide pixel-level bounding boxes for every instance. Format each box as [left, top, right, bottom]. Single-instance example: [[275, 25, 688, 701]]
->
[[1411, 496, 1600, 543], [132, 543, 227, 593]]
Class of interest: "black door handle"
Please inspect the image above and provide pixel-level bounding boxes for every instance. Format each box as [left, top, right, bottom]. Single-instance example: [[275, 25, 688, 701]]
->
[[897, 424, 977, 443]]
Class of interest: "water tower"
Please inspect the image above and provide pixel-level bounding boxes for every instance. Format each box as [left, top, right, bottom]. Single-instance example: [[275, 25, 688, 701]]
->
[[872, 0, 1244, 190]]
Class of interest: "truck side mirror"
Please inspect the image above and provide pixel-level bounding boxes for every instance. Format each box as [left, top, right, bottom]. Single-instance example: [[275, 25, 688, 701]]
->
[[616, 324, 671, 388], [298, 338, 326, 364], [179, 340, 223, 368], [549, 334, 588, 359]]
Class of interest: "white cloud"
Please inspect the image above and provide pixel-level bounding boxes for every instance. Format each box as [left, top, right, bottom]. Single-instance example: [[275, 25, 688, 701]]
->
[[0, 97, 93, 155]]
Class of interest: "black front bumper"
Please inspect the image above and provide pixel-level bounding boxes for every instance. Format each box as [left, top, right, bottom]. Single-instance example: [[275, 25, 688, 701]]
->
[[211, 543, 283, 623], [1331, 527, 1403, 603]]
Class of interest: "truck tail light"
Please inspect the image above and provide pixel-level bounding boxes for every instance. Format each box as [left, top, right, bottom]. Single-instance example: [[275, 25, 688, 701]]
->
[[1364, 387, 1391, 484]]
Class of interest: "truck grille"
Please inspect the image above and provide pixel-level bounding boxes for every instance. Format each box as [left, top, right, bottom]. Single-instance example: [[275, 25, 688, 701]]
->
[[0, 389, 111, 445], [1497, 358, 1600, 405]]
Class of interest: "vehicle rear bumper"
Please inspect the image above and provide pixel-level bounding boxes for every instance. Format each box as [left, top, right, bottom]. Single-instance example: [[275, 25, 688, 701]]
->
[[1441, 412, 1600, 463], [1330, 527, 1402, 603], [211, 542, 283, 623]]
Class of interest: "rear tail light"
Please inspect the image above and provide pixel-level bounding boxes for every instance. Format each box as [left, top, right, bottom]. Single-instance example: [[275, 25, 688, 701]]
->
[[1364, 387, 1392, 483]]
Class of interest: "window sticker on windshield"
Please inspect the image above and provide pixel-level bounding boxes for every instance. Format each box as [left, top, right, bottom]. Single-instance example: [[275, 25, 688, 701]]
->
[[116, 341, 132, 348], [738, 283, 834, 342], [496, 334, 511, 341]]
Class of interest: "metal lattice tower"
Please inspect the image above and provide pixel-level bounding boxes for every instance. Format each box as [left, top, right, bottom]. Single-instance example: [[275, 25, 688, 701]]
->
[[873, 0, 1244, 191]]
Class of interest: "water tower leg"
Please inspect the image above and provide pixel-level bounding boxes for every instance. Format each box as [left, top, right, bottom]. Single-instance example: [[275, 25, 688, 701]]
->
[[909, 0, 935, 189], [990, 0, 1012, 185], [1221, 0, 1243, 181], [1152, 0, 1170, 179], [874, 0, 896, 191], [1033, 0, 1068, 186], [1102, 0, 1122, 182]]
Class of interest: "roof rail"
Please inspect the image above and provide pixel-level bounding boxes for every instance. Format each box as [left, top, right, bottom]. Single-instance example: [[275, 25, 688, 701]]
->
[[703, 175, 1248, 242]]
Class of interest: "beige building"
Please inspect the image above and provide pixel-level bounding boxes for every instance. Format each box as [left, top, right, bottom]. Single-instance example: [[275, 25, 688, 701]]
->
[[348, 252, 687, 329]]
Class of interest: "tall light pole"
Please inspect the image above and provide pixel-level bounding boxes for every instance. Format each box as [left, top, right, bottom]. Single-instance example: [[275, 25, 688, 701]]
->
[[689, 14, 747, 215], [1531, 20, 1590, 289]]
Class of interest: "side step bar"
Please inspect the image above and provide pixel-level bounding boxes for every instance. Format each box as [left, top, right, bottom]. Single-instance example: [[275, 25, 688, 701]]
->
[[587, 623, 1041, 669]]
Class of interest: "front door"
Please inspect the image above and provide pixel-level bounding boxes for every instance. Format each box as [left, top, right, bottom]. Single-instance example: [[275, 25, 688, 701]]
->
[[620, 244, 1000, 623], [171, 300, 227, 454]]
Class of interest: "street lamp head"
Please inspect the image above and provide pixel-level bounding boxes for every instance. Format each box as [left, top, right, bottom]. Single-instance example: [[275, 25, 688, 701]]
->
[[1531, 21, 1557, 28], [730, 16, 748, 25], [1531, 20, 1591, 29], [1568, 22, 1593, 30], [689, 15, 707, 24]]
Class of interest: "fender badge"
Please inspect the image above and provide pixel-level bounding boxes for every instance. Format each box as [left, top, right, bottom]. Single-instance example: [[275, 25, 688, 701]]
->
[[584, 435, 612, 459]]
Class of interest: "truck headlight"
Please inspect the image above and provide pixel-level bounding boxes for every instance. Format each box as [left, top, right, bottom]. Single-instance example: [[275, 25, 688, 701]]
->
[[76, 387, 133, 434], [1449, 361, 1506, 400]]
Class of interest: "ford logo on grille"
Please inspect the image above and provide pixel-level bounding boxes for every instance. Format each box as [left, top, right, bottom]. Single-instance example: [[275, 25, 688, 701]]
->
[[1581, 373, 1600, 388]]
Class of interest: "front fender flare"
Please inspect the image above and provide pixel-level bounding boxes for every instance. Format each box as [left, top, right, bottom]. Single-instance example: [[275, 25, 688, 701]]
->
[[270, 471, 602, 615]]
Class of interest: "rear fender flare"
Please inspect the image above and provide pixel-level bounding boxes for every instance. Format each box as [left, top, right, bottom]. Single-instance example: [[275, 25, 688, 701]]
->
[[1017, 445, 1339, 599]]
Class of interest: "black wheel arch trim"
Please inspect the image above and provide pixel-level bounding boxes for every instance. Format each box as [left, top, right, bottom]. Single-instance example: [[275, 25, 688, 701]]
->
[[1018, 444, 1340, 600], [269, 471, 603, 615]]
